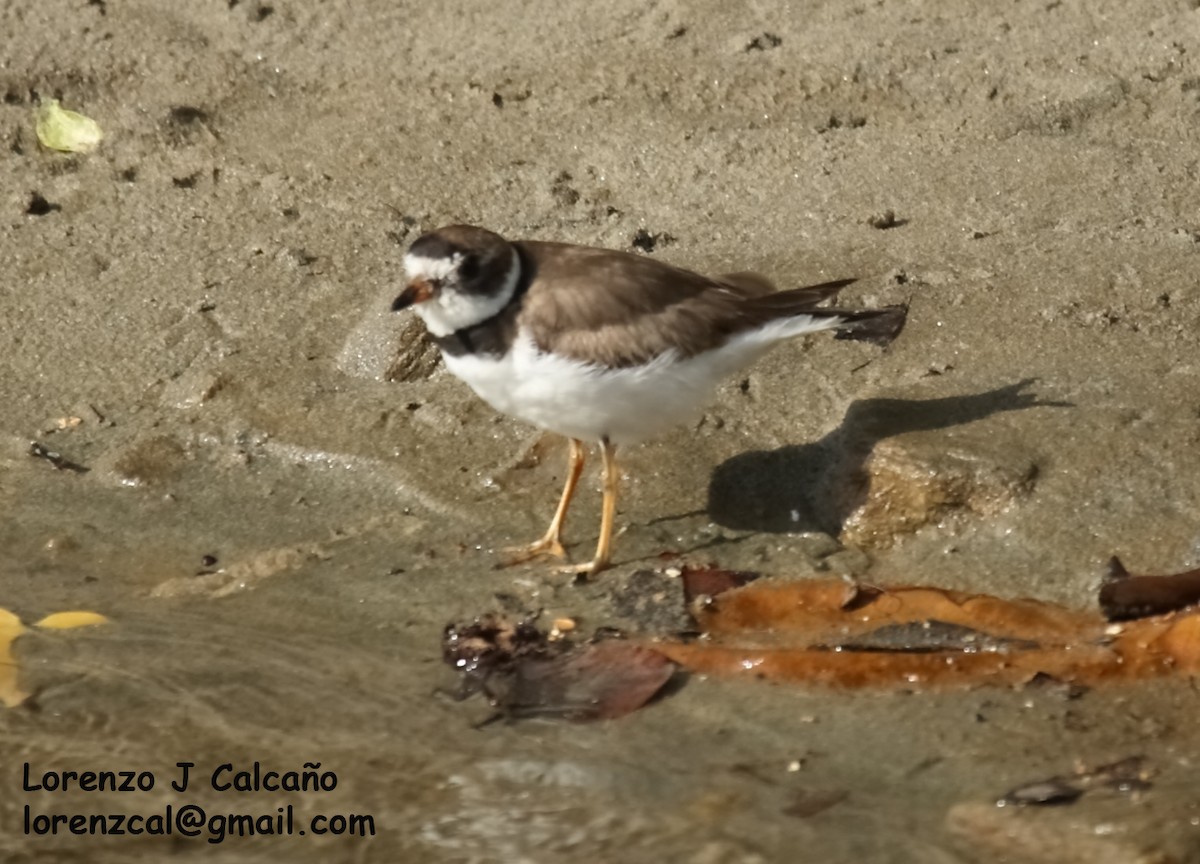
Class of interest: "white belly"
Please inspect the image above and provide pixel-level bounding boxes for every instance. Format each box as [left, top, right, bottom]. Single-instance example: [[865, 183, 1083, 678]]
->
[[441, 329, 799, 445]]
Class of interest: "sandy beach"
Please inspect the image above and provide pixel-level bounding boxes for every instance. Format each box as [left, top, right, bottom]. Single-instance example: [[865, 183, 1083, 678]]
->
[[3, 0, 1199, 860]]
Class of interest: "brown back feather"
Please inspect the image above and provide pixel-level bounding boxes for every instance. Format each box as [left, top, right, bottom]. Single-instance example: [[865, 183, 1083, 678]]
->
[[515, 241, 867, 367]]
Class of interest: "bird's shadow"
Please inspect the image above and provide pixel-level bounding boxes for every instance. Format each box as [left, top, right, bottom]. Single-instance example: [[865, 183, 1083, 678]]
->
[[706, 378, 1070, 536]]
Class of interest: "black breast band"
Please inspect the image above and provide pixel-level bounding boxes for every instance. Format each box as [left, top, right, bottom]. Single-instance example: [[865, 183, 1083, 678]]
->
[[431, 257, 530, 358]]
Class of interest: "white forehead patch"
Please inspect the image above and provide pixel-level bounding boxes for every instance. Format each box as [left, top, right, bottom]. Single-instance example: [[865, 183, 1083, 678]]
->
[[404, 252, 462, 282]]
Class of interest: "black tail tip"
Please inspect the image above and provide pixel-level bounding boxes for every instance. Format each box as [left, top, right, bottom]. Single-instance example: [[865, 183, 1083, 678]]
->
[[834, 304, 908, 347]]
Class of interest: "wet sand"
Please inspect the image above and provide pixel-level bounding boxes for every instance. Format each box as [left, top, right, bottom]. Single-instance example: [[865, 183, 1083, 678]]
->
[[3, 0, 1200, 860]]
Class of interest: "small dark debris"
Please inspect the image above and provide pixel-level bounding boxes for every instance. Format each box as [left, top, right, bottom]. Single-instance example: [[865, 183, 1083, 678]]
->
[[550, 170, 580, 207], [281, 207, 299, 219], [119, 167, 137, 182], [867, 210, 905, 230], [492, 86, 531, 105], [29, 442, 88, 473], [288, 248, 318, 267], [198, 300, 217, 312], [26, 193, 59, 216], [1099, 556, 1200, 621], [631, 228, 676, 253], [47, 157, 82, 177], [998, 756, 1152, 808], [163, 106, 219, 146], [200, 554, 218, 568], [444, 613, 551, 682], [970, 229, 993, 239], [3, 89, 21, 105], [168, 105, 210, 126], [442, 613, 675, 724], [255, 4, 274, 20], [921, 363, 955, 378], [404, 402, 421, 411], [172, 172, 201, 189], [667, 25, 688, 39], [999, 778, 1083, 807], [87, 0, 107, 14], [817, 114, 867, 133], [745, 33, 783, 52]]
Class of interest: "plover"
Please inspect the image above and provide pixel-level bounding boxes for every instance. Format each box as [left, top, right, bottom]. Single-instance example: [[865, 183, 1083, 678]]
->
[[393, 225, 905, 575]]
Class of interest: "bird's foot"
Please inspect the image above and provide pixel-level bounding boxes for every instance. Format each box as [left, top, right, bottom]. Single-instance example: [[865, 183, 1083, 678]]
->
[[558, 557, 612, 579], [499, 535, 568, 567]]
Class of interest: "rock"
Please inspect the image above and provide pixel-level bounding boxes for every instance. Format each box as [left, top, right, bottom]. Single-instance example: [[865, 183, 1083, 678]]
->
[[837, 431, 1039, 549], [337, 302, 440, 383]]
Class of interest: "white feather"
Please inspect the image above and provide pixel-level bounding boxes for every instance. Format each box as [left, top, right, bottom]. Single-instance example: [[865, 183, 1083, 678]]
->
[[442, 315, 843, 446], [403, 252, 461, 283]]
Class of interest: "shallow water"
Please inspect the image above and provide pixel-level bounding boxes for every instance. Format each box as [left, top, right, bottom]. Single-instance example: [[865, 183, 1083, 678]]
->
[[3, 438, 1198, 862]]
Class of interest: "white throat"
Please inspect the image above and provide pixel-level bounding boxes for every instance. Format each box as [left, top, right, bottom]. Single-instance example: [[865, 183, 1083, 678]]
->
[[405, 247, 521, 337]]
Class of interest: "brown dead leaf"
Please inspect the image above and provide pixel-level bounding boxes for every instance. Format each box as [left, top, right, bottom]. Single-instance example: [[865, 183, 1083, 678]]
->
[[505, 640, 676, 721], [654, 577, 1200, 689], [442, 613, 675, 723], [1100, 556, 1200, 621]]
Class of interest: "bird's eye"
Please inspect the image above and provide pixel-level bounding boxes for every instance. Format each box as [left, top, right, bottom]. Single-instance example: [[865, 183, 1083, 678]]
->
[[458, 254, 480, 280]]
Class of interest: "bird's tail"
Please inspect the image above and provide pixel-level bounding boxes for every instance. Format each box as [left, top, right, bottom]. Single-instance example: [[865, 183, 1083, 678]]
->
[[743, 278, 908, 347], [830, 305, 908, 346]]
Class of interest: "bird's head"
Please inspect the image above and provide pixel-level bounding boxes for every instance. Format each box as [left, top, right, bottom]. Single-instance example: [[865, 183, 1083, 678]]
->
[[393, 225, 519, 336]]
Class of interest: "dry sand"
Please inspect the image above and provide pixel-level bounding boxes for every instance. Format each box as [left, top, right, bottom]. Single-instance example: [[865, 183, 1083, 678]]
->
[[2, 0, 1200, 861]]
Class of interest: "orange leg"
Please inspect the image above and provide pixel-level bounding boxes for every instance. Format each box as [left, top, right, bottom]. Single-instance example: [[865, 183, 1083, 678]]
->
[[502, 437, 586, 564], [562, 437, 618, 577]]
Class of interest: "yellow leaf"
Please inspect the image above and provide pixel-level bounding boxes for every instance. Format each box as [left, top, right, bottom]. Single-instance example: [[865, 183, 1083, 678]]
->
[[35, 99, 104, 153], [34, 611, 109, 629], [0, 609, 28, 709], [0, 608, 108, 708]]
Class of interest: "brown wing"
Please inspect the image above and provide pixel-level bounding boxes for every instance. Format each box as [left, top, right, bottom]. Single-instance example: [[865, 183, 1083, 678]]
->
[[715, 271, 778, 297], [515, 241, 760, 368]]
